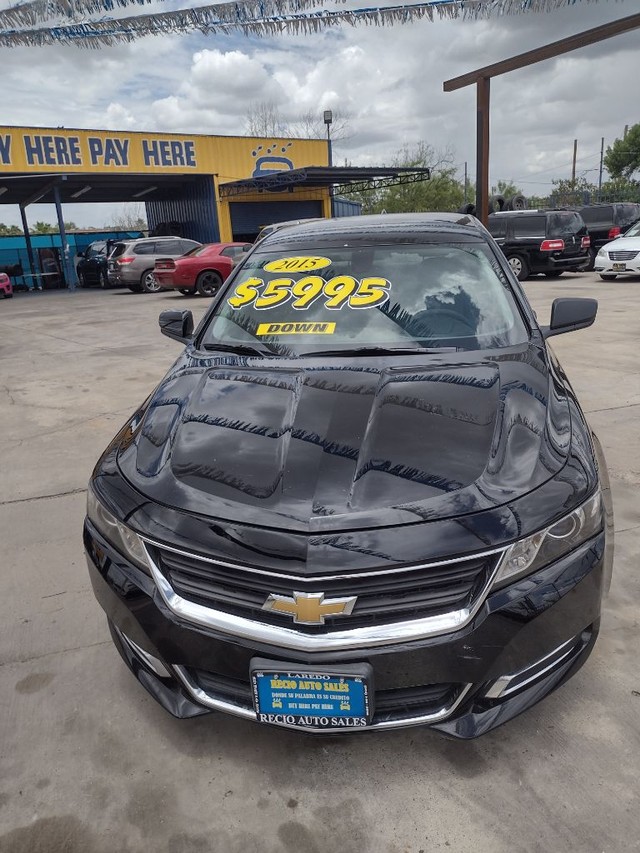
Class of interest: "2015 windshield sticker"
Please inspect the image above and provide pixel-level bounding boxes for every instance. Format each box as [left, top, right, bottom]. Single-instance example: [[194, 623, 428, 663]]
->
[[256, 322, 336, 335], [228, 275, 391, 311], [264, 256, 332, 274]]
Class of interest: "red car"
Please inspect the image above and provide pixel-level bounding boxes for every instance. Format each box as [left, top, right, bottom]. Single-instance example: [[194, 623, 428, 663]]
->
[[0, 273, 13, 299], [155, 242, 251, 297]]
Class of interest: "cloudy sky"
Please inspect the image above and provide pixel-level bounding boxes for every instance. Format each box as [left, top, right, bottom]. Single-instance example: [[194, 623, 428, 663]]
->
[[1, 0, 638, 228]]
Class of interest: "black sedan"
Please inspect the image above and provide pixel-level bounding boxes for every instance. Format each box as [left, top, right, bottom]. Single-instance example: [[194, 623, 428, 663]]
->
[[84, 213, 613, 738]]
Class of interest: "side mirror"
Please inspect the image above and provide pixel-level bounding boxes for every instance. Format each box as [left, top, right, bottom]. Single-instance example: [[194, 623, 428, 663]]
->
[[76, 249, 85, 258], [159, 310, 194, 343], [541, 298, 597, 338]]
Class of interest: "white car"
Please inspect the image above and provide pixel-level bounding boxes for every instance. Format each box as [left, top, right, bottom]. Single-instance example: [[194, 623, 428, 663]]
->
[[594, 219, 640, 280]]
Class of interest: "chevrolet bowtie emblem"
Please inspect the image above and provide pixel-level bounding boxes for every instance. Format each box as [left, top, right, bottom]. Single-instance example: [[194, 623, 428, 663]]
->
[[262, 591, 358, 625]]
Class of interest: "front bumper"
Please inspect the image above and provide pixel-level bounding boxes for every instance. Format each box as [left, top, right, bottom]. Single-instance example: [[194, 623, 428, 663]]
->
[[84, 522, 605, 738], [594, 259, 640, 275]]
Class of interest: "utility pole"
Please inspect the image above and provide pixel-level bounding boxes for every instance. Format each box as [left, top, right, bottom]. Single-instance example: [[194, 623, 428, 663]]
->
[[571, 138, 578, 185], [598, 137, 605, 200], [464, 161, 468, 204], [476, 76, 490, 224]]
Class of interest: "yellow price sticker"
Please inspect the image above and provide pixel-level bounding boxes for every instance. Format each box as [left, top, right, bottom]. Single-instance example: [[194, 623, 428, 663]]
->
[[228, 275, 391, 311], [264, 256, 332, 274]]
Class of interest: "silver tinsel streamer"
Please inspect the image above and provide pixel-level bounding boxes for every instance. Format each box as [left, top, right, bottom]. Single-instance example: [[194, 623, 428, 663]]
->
[[0, 0, 342, 29], [0, 0, 608, 48]]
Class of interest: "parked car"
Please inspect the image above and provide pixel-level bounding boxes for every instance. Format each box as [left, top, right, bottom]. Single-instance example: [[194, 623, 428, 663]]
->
[[593, 218, 640, 280], [487, 209, 590, 280], [85, 213, 613, 738], [255, 218, 324, 243], [76, 241, 111, 289], [155, 242, 252, 297], [107, 236, 201, 293], [0, 272, 13, 298], [578, 203, 640, 270]]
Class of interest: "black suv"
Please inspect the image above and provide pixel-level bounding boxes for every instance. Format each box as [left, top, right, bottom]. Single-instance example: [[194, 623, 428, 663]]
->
[[578, 203, 640, 270], [487, 210, 590, 281], [76, 241, 112, 288]]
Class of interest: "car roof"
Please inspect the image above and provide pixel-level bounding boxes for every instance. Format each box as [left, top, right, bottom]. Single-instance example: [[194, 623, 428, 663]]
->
[[202, 242, 250, 248], [490, 209, 578, 216], [257, 213, 486, 247], [116, 235, 191, 244]]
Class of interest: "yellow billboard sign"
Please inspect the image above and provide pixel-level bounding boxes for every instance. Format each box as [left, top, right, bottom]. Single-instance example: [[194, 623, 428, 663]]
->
[[0, 126, 328, 179]]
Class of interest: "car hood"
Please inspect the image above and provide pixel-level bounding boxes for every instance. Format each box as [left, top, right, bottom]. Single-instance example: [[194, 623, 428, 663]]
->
[[601, 236, 640, 252], [116, 344, 572, 532]]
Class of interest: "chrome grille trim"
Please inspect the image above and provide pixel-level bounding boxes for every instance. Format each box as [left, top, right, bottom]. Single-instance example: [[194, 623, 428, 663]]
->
[[143, 543, 503, 652], [140, 534, 506, 582], [608, 250, 638, 261], [484, 636, 580, 699], [172, 665, 474, 731]]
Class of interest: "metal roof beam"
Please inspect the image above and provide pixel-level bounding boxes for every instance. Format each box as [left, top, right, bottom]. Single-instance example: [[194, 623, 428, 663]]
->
[[443, 12, 640, 91], [443, 13, 640, 225], [21, 175, 66, 208]]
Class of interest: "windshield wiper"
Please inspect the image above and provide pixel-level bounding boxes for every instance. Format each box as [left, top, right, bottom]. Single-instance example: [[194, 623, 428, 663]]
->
[[201, 343, 270, 357], [302, 345, 459, 357]]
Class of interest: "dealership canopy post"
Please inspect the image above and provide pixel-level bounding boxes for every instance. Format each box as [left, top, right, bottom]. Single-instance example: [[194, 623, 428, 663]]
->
[[53, 184, 76, 290], [444, 11, 640, 225], [19, 204, 40, 285]]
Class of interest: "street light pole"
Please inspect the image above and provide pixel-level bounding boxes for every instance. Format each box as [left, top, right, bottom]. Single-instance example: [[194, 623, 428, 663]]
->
[[324, 110, 333, 168], [324, 110, 334, 217]]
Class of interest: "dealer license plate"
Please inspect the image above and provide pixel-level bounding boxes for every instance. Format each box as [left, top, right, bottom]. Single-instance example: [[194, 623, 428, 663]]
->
[[250, 658, 373, 730], [612, 263, 627, 271]]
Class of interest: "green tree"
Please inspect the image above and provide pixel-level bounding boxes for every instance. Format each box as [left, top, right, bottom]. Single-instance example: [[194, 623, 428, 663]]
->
[[30, 221, 77, 234], [350, 142, 464, 214], [491, 180, 524, 198], [599, 176, 640, 202], [604, 124, 640, 180], [31, 221, 55, 234], [548, 176, 597, 207], [0, 223, 23, 235]]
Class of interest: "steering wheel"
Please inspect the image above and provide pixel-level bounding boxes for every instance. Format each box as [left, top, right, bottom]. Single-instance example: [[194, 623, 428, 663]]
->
[[411, 308, 477, 336]]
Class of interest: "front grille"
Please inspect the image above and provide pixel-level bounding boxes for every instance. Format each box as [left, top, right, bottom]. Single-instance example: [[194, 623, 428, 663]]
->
[[189, 667, 463, 724], [150, 545, 496, 634], [608, 250, 638, 261]]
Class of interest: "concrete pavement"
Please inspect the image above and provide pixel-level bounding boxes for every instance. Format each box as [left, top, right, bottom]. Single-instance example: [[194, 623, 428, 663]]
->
[[0, 275, 639, 853]]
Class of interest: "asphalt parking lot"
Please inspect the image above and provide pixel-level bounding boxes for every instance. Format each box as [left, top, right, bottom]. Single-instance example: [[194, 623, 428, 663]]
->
[[1, 273, 639, 853]]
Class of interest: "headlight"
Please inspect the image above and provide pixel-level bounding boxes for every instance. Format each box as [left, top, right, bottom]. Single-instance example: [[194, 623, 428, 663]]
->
[[493, 490, 603, 588], [596, 249, 606, 257], [86, 485, 150, 572]]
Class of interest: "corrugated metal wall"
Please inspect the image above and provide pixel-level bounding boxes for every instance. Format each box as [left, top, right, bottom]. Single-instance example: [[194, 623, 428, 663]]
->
[[146, 176, 219, 243], [332, 197, 362, 217], [229, 200, 323, 241]]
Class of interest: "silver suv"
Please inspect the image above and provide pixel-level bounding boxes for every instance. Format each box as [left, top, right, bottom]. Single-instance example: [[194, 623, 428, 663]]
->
[[107, 236, 201, 293]]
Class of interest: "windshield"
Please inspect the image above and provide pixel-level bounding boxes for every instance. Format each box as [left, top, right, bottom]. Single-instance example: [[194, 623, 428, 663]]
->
[[547, 212, 584, 237], [201, 241, 528, 355], [623, 221, 640, 238]]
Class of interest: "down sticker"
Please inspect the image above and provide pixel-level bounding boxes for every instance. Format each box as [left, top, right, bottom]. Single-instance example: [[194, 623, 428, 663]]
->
[[256, 321, 336, 336]]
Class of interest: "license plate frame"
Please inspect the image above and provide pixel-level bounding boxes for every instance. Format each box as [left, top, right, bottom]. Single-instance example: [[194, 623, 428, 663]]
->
[[612, 262, 627, 271], [250, 658, 374, 730]]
